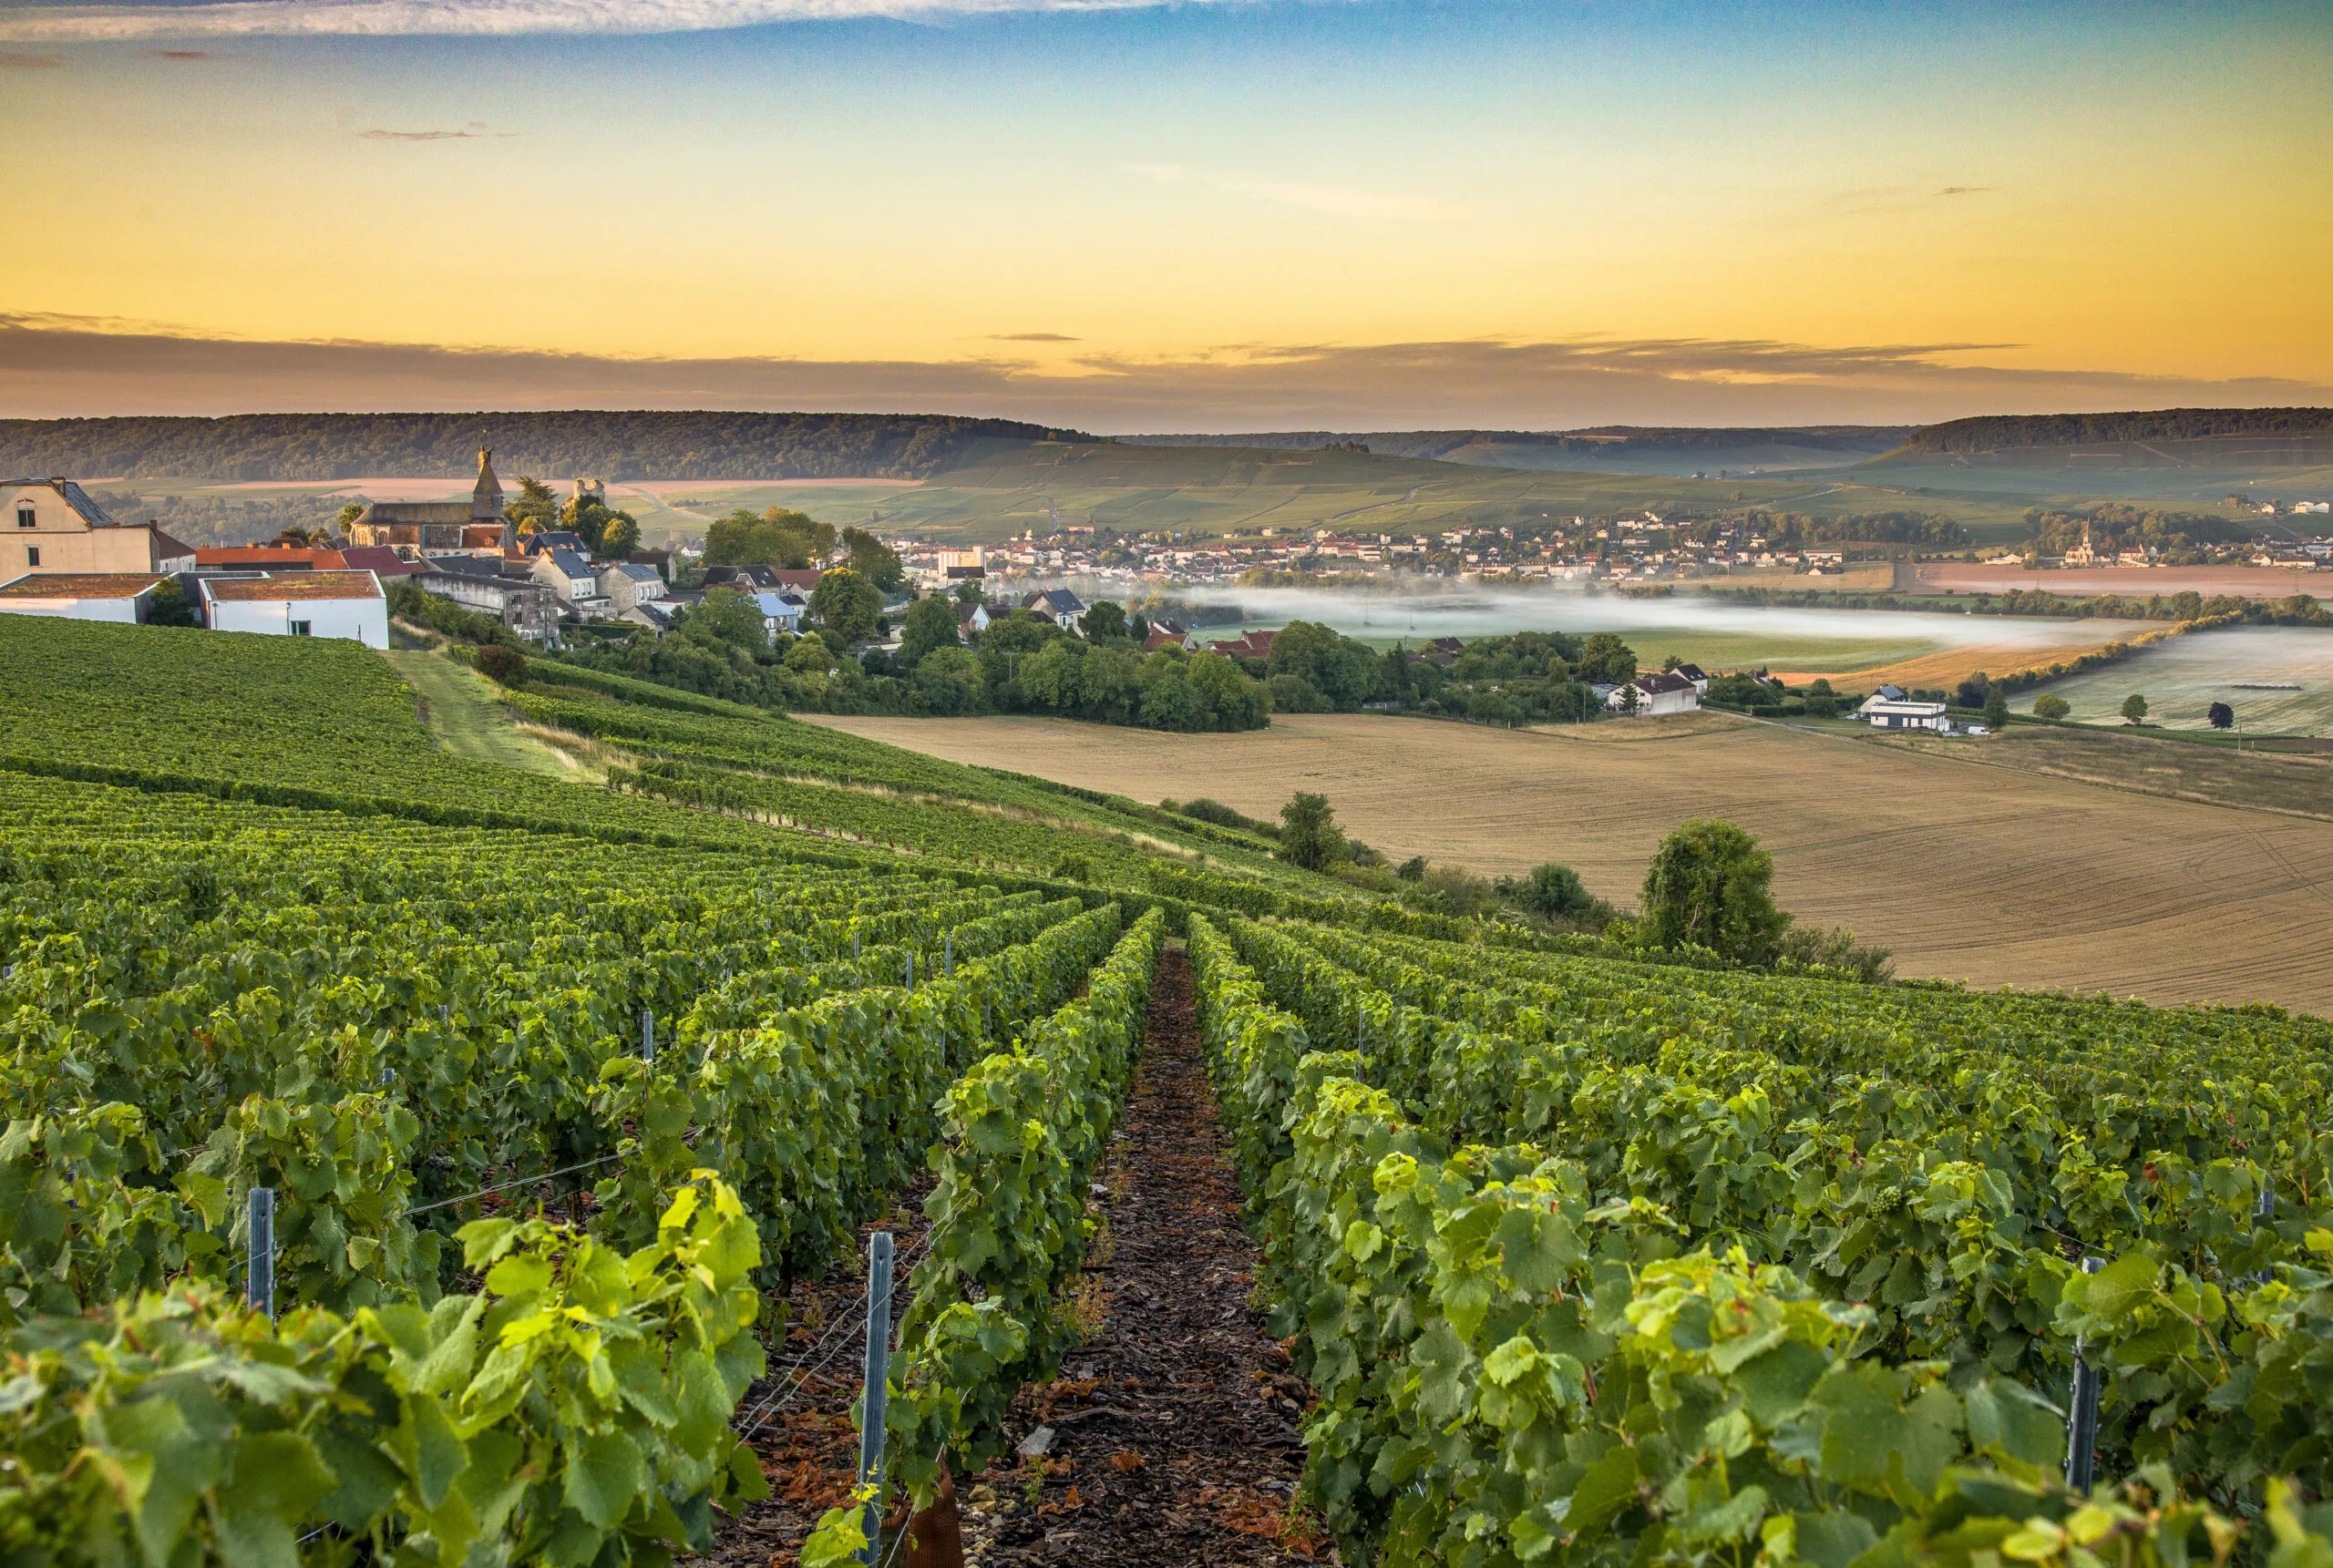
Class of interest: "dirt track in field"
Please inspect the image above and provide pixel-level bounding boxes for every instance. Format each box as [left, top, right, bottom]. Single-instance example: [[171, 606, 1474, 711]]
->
[[803, 712, 2333, 1017]]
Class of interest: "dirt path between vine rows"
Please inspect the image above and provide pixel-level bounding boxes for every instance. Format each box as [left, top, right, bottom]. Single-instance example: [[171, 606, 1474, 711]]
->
[[704, 944, 1327, 1566], [951, 941, 1329, 1565]]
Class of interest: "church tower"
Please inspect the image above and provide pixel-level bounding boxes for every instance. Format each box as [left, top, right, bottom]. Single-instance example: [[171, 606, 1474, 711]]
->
[[471, 446, 505, 522]]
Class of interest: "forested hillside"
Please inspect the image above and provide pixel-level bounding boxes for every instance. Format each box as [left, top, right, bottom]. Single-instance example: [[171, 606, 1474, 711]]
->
[[1903, 405, 2333, 453], [0, 411, 1076, 482]]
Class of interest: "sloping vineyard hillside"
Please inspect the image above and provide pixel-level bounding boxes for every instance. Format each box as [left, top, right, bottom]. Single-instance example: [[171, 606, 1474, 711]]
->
[[5, 610, 2331, 1568], [1188, 913, 2333, 1567]]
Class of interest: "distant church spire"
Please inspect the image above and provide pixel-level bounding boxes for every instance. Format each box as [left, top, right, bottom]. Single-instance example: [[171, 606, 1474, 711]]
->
[[471, 444, 504, 522]]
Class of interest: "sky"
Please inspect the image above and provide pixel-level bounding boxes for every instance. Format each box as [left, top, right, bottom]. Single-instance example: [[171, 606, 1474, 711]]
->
[[2, 0, 2328, 430]]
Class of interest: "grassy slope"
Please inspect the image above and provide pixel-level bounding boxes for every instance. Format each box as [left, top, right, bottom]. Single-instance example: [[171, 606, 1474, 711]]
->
[[385, 648, 592, 779], [0, 616, 1347, 906]]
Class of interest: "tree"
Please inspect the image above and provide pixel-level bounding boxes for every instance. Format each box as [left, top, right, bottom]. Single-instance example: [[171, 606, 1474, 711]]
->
[[898, 594, 961, 668], [910, 647, 984, 715], [1080, 600, 1129, 642], [838, 527, 904, 590], [1278, 792, 1347, 871], [1267, 620, 1379, 710], [809, 568, 881, 643], [683, 587, 769, 653], [705, 507, 834, 569], [2121, 692, 2149, 725], [504, 477, 558, 535], [2208, 701, 2235, 730], [145, 579, 198, 628], [596, 511, 642, 559], [1516, 862, 1594, 921], [1983, 687, 2009, 730], [2032, 694, 2071, 722], [336, 502, 365, 534], [1573, 632, 1638, 685], [1639, 818, 1788, 964], [953, 578, 986, 609]]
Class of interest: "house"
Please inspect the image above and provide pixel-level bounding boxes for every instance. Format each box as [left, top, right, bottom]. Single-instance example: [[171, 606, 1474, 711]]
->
[[4, 478, 194, 576], [1859, 695, 1951, 731], [749, 591, 807, 640], [601, 560, 667, 616], [703, 564, 822, 595], [0, 572, 170, 625], [1424, 636, 1466, 663], [958, 601, 992, 637], [530, 548, 608, 616], [511, 529, 590, 561], [200, 571, 387, 649], [1607, 671, 1701, 716], [1207, 629, 1278, 661], [348, 448, 509, 558], [1143, 620, 1197, 653], [623, 599, 681, 633], [1670, 662, 1711, 694], [1873, 683, 1906, 702], [413, 561, 561, 641], [1021, 588, 1086, 633]]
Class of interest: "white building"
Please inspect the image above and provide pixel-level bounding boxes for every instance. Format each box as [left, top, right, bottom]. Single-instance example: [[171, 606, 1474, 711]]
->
[[0, 571, 169, 624], [5, 478, 194, 577], [1859, 696, 1951, 731], [200, 570, 387, 650], [530, 548, 608, 617], [1606, 671, 1701, 716]]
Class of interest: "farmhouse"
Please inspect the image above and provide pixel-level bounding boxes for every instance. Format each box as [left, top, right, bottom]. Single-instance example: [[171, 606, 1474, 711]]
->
[[750, 591, 807, 640], [958, 601, 992, 637], [1860, 695, 1951, 731], [1608, 671, 1702, 716], [1022, 588, 1087, 633], [5, 479, 194, 577], [200, 570, 388, 649], [0, 572, 170, 625], [347, 449, 510, 557]]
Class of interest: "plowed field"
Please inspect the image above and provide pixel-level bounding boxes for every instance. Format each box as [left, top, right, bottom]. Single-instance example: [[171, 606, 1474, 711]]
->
[[804, 711, 2333, 1016]]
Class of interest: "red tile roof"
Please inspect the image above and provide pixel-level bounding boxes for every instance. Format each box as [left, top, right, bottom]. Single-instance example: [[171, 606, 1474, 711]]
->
[[196, 546, 348, 569]]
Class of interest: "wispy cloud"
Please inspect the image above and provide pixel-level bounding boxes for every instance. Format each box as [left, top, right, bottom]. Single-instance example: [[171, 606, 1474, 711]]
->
[[152, 46, 213, 56], [4, 312, 2324, 429], [991, 332, 1081, 343], [0, 0, 1317, 41], [1125, 160, 1450, 221], [358, 126, 512, 138], [0, 46, 60, 63], [1937, 185, 1989, 197]]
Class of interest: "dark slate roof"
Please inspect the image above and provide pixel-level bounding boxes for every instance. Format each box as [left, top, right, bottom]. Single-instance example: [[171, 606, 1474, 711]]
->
[[5, 479, 117, 528], [1023, 588, 1086, 614], [548, 548, 595, 579]]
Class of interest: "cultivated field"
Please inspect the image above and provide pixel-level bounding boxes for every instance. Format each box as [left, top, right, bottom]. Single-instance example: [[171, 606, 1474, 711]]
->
[[2018, 624, 2333, 734], [807, 710, 2333, 1015]]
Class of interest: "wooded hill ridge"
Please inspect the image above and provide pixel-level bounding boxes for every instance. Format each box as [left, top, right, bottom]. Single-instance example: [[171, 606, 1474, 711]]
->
[[1901, 406, 2333, 454], [1123, 425, 1916, 460], [0, 411, 1078, 483]]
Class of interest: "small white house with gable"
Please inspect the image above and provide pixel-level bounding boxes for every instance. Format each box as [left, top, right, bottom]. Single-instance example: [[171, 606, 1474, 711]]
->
[[0, 572, 169, 624], [200, 570, 388, 649], [1859, 694, 1950, 731], [1607, 671, 1701, 716]]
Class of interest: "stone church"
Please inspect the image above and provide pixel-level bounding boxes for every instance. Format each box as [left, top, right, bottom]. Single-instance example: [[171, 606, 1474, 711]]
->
[[348, 447, 511, 558]]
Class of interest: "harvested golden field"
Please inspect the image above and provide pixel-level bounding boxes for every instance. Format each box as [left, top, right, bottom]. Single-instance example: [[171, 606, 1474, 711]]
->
[[804, 711, 2333, 1016]]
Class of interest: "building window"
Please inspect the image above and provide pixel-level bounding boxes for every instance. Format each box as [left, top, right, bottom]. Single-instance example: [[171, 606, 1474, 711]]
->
[[15, 507, 32, 528], [25, 547, 37, 567], [290, 620, 313, 636]]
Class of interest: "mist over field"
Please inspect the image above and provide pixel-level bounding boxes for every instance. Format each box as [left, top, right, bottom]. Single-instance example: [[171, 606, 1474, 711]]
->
[[1147, 581, 2143, 652]]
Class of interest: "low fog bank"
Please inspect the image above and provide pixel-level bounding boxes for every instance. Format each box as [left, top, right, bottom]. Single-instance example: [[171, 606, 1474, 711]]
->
[[1103, 582, 2140, 650]]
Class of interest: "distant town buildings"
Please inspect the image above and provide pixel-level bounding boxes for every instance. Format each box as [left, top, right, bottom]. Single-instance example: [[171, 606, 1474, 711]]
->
[[348, 448, 510, 557]]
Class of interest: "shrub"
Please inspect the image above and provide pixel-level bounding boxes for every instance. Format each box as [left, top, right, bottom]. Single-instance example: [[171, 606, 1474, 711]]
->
[[1639, 818, 1788, 964], [2032, 693, 2071, 722], [474, 643, 528, 684]]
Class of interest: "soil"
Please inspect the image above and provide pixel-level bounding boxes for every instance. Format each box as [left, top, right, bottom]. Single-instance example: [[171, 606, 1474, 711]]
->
[[700, 944, 1329, 1567]]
